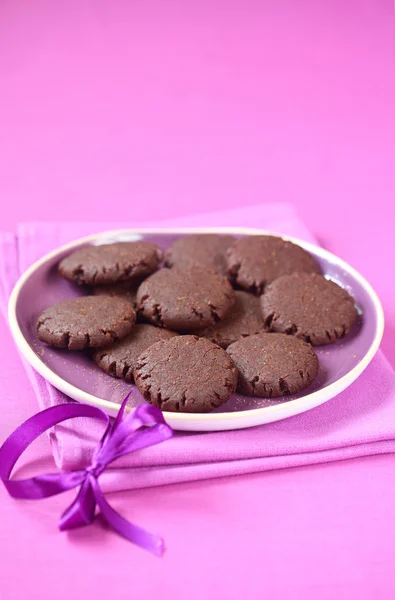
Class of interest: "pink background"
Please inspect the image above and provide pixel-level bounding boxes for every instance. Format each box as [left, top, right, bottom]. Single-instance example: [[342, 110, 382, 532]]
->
[[1, 1, 395, 599]]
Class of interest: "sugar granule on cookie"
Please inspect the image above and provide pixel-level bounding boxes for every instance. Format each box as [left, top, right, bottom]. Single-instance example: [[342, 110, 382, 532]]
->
[[37, 296, 136, 350], [226, 235, 321, 294], [59, 241, 163, 285], [92, 324, 178, 382], [194, 290, 264, 348], [134, 335, 238, 412], [261, 273, 357, 345], [136, 265, 235, 331], [165, 234, 236, 276], [227, 333, 319, 398]]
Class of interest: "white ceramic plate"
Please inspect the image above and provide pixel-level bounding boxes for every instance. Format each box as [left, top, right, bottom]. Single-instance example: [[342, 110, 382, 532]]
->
[[8, 228, 384, 431]]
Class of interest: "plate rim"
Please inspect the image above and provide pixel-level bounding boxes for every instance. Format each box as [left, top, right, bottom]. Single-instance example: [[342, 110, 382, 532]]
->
[[8, 226, 385, 427]]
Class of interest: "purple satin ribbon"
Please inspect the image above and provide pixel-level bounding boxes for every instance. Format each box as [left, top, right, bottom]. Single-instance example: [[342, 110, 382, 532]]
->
[[0, 395, 173, 556]]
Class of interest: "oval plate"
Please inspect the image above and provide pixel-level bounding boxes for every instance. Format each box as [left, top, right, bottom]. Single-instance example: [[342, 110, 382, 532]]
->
[[8, 228, 384, 431]]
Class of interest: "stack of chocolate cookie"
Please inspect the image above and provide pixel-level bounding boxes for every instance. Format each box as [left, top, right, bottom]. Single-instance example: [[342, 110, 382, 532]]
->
[[36, 234, 357, 413]]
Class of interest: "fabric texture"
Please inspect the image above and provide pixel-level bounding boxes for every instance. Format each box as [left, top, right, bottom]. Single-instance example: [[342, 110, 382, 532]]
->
[[0, 203, 393, 493]]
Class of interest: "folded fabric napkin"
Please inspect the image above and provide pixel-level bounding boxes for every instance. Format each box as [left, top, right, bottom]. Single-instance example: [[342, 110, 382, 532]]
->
[[1, 203, 394, 493]]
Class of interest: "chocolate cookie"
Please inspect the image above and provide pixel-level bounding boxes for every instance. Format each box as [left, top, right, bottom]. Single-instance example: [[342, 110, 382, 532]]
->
[[134, 335, 238, 412], [227, 333, 319, 397], [136, 265, 236, 331], [36, 296, 136, 350], [194, 290, 264, 348], [226, 235, 321, 295], [91, 281, 140, 306], [261, 273, 357, 345], [59, 241, 163, 285], [164, 234, 236, 276], [92, 324, 178, 382]]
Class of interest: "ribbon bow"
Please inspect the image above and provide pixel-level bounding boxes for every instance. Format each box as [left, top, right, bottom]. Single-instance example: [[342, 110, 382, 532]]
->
[[0, 395, 173, 556]]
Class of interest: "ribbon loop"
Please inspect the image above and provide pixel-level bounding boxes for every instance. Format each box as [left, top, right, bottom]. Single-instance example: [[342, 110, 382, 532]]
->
[[0, 396, 173, 556]]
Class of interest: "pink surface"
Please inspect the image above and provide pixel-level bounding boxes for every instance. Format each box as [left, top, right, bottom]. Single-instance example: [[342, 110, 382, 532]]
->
[[1, 1, 395, 599]]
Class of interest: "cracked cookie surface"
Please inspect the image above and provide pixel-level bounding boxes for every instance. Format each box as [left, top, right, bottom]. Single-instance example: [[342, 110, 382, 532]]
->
[[59, 241, 163, 285], [193, 290, 264, 348], [92, 324, 178, 382], [36, 296, 136, 350], [164, 233, 236, 276], [136, 265, 236, 331], [226, 235, 321, 295], [227, 333, 319, 397], [261, 273, 357, 345], [91, 280, 140, 306], [134, 335, 238, 412]]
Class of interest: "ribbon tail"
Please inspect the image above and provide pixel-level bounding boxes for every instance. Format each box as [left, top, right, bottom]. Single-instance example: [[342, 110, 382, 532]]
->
[[59, 476, 96, 531], [112, 393, 132, 431], [91, 393, 134, 463], [91, 478, 165, 557]]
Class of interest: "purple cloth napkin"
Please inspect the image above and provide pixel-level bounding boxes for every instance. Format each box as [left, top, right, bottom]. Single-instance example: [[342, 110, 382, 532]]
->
[[1, 203, 394, 493]]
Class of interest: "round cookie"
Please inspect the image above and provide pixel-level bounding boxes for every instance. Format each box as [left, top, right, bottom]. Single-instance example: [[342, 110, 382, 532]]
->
[[226, 235, 321, 295], [91, 281, 140, 306], [59, 241, 163, 285], [36, 296, 136, 350], [164, 234, 236, 276], [194, 290, 265, 348], [134, 335, 238, 413], [227, 333, 319, 398], [136, 265, 236, 331], [92, 324, 179, 382], [261, 273, 357, 345]]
